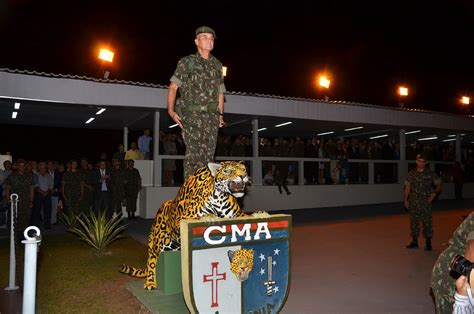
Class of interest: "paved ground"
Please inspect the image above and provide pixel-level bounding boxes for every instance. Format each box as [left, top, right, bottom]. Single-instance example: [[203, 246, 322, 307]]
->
[[2, 199, 473, 313], [126, 199, 474, 313]]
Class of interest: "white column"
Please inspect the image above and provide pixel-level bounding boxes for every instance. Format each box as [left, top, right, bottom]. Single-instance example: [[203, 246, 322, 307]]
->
[[153, 111, 162, 186], [398, 129, 408, 184], [368, 161, 374, 184], [298, 160, 304, 186], [252, 119, 262, 185], [123, 127, 129, 151], [22, 226, 41, 314], [456, 134, 462, 163]]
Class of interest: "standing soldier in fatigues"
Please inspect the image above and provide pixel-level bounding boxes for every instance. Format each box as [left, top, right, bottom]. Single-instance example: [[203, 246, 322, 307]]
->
[[404, 153, 441, 251], [431, 212, 474, 314], [124, 159, 141, 219], [62, 160, 83, 214], [167, 26, 226, 179], [5, 159, 35, 284], [79, 158, 94, 212], [110, 158, 126, 217]]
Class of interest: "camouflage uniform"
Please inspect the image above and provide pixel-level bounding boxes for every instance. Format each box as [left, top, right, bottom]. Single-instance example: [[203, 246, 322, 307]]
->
[[5, 172, 34, 283], [79, 169, 94, 212], [431, 213, 474, 314], [124, 168, 141, 213], [112, 151, 126, 168], [405, 168, 441, 239], [62, 171, 83, 214], [6, 173, 34, 234], [110, 167, 126, 214], [171, 52, 225, 178]]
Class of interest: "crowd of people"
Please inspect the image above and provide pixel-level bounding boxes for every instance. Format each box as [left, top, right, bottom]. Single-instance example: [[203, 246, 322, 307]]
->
[[114, 128, 474, 188], [0, 155, 142, 232]]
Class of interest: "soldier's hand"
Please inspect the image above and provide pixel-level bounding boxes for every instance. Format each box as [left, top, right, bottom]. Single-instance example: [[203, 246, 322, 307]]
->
[[169, 111, 183, 129], [403, 200, 409, 210], [219, 115, 225, 128], [455, 275, 469, 296], [428, 192, 436, 203]]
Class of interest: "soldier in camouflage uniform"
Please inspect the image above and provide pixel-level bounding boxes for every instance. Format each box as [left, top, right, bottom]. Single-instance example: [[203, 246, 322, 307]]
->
[[110, 158, 126, 216], [124, 159, 141, 218], [79, 158, 94, 212], [431, 212, 474, 313], [6, 159, 35, 230], [5, 159, 35, 284], [61, 160, 83, 214], [403, 153, 441, 251], [167, 26, 226, 179]]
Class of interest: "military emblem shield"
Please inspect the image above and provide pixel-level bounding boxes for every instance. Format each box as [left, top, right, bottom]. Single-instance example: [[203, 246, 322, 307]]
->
[[181, 214, 291, 314]]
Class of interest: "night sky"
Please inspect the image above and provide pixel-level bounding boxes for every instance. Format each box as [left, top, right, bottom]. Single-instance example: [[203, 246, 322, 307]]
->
[[2, 1, 474, 114]]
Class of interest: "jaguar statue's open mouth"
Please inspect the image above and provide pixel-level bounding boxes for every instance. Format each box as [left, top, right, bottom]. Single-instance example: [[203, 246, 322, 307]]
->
[[229, 178, 247, 198]]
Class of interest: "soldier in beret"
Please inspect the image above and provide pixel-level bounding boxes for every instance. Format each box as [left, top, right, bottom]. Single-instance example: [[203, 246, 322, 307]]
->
[[403, 153, 441, 251], [167, 26, 226, 179]]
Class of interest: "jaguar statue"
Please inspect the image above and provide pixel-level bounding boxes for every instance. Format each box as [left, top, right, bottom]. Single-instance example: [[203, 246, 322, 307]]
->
[[120, 161, 256, 290]]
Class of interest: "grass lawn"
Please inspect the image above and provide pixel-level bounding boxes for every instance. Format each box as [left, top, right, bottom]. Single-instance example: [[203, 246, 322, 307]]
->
[[0, 232, 152, 313]]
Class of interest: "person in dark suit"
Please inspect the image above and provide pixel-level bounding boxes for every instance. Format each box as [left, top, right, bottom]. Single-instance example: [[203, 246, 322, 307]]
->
[[93, 160, 112, 218]]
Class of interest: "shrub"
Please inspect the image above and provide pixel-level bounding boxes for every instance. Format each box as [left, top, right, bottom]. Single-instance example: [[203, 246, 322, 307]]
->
[[66, 211, 127, 256]]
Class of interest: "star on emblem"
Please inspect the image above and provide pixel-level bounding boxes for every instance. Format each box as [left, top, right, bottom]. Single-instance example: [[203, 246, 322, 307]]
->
[[274, 248, 280, 255], [259, 253, 265, 262], [260, 268, 265, 275], [273, 286, 279, 293], [272, 260, 277, 266]]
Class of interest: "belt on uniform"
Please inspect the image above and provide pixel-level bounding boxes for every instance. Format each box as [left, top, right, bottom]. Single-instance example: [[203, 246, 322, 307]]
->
[[185, 102, 218, 112]]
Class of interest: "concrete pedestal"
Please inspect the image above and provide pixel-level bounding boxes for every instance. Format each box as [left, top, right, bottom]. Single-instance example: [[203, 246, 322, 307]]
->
[[127, 251, 187, 313]]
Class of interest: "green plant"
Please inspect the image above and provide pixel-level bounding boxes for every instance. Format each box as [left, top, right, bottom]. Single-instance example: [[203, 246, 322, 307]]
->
[[67, 211, 128, 256], [58, 210, 80, 230]]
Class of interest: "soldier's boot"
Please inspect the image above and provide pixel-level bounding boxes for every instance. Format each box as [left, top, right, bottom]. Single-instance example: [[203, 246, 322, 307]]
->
[[406, 237, 418, 249], [425, 238, 432, 251]]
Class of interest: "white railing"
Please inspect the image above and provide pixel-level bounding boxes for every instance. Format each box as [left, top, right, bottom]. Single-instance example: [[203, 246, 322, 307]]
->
[[5, 193, 19, 291], [136, 156, 456, 187]]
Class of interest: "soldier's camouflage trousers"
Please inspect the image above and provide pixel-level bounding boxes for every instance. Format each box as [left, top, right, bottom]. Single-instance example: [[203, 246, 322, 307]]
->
[[409, 199, 432, 238], [431, 248, 459, 314], [181, 111, 219, 179]]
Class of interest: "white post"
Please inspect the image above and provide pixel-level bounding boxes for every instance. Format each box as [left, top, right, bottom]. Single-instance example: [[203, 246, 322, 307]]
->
[[5, 193, 19, 291], [456, 134, 462, 163], [399, 129, 408, 184], [153, 111, 162, 186], [298, 160, 305, 186], [251, 119, 262, 185], [123, 127, 129, 151], [368, 161, 374, 184], [22, 226, 41, 314]]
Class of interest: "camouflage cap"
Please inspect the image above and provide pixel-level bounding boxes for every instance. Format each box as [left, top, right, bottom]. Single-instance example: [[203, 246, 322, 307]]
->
[[416, 153, 428, 161], [195, 26, 216, 38]]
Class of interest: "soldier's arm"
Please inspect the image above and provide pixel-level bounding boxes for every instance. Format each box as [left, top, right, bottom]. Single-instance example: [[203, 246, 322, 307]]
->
[[403, 182, 411, 208], [81, 181, 85, 197], [5, 179, 11, 203], [433, 175, 442, 194], [62, 181, 67, 201], [464, 234, 474, 262], [29, 182, 34, 207], [218, 93, 225, 127], [429, 173, 442, 203], [167, 82, 183, 128]]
